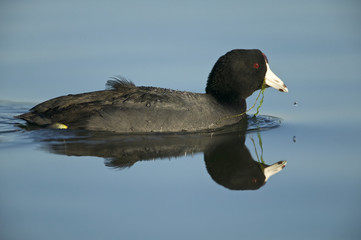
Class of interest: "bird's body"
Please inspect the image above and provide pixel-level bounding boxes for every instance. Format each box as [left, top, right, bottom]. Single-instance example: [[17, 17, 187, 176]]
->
[[19, 80, 244, 132], [16, 49, 288, 133]]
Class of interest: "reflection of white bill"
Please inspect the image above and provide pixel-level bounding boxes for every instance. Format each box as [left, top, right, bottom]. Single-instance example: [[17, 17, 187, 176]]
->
[[264, 160, 288, 182]]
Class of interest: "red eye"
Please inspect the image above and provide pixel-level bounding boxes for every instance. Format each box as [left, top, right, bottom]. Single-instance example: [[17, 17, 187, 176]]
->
[[253, 63, 260, 69]]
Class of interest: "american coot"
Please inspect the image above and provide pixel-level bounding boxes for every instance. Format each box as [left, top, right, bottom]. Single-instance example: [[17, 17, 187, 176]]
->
[[16, 49, 288, 133]]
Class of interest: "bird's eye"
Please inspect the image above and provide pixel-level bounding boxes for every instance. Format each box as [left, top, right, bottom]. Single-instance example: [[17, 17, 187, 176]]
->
[[253, 63, 260, 69]]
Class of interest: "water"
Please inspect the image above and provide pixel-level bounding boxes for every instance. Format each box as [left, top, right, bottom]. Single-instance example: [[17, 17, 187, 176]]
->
[[1, 0, 361, 239], [1, 99, 360, 239]]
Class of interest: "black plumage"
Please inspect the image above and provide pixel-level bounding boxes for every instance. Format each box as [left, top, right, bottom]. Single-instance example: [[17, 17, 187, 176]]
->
[[16, 49, 286, 133]]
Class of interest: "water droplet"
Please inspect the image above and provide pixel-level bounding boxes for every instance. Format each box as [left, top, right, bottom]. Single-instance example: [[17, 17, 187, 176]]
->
[[293, 102, 298, 107], [293, 136, 296, 142]]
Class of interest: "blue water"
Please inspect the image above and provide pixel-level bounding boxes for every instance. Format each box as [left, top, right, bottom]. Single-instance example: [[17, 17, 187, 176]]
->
[[1, 0, 361, 239], [1, 100, 360, 240]]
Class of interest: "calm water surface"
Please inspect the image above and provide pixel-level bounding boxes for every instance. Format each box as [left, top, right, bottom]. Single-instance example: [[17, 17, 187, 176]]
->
[[1, 1, 361, 239], [1, 100, 360, 240]]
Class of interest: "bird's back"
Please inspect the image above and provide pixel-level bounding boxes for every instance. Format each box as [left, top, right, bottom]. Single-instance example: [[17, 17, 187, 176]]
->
[[17, 82, 246, 133]]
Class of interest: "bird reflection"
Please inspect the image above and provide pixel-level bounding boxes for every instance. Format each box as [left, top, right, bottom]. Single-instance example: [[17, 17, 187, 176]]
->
[[204, 134, 286, 190], [31, 116, 286, 190]]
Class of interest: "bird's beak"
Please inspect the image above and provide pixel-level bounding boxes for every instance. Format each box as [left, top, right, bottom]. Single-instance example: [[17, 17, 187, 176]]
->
[[264, 160, 287, 182], [265, 63, 288, 92]]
